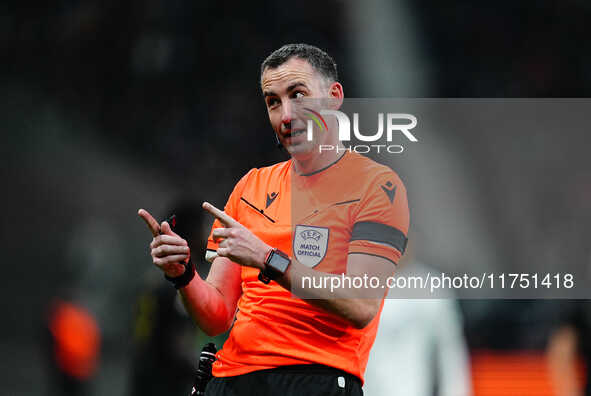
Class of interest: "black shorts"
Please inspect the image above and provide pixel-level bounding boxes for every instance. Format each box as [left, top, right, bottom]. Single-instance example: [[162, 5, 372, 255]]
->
[[204, 364, 363, 396]]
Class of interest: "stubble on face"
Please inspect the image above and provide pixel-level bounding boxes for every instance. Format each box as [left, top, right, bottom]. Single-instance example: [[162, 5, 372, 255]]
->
[[261, 58, 330, 158]]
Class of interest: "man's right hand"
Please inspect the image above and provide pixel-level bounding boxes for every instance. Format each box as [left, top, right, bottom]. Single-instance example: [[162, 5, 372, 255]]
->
[[138, 208, 189, 277]]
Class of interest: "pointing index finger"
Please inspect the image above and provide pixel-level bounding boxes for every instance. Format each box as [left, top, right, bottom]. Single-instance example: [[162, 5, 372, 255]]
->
[[202, 202, 238, 227], [138, 208, 160, 237]]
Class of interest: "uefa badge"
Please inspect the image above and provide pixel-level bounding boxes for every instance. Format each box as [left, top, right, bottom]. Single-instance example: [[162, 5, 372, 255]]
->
[[293, 225, 329, 268]]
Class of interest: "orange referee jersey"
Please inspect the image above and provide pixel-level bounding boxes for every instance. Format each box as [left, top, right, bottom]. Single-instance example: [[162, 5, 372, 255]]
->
[[206, 151, 409, 383]]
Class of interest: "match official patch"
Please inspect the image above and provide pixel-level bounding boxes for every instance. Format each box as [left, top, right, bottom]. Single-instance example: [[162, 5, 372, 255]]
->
[[293, 225, 329, 268]]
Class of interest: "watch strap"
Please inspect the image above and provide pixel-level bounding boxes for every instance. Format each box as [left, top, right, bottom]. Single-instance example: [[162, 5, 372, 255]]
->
[[258, 248, 290, 284]]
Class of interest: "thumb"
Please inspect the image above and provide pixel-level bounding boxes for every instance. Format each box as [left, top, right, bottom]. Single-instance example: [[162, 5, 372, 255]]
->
[[160, 221, 174, 236]]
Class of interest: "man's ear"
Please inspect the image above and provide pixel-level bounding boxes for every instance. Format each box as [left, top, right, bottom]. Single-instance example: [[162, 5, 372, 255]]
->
[[329, 81, 344, 99], [328, 81, 344, 110]]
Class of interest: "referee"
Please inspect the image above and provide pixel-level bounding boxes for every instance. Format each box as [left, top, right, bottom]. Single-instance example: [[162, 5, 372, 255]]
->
[[139, 44, 409, 396]]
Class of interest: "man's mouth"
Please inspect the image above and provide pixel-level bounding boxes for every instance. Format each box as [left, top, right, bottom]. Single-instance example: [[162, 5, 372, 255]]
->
[[284, 129, 306, 138]]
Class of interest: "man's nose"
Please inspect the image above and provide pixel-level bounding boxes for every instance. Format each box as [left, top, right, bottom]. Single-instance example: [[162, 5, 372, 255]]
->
[[281, 100, 293, 129]]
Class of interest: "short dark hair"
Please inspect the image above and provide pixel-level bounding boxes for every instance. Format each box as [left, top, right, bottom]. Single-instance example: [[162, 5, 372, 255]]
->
[[260, 43, 338, 82]]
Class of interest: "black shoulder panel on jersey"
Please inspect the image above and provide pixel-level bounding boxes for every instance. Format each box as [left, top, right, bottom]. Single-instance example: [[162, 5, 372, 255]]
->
[[350, 221, 408, 254]]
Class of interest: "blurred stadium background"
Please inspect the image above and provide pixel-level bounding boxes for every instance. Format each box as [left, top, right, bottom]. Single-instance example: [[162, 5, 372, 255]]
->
[[3, 0, 591, 395]]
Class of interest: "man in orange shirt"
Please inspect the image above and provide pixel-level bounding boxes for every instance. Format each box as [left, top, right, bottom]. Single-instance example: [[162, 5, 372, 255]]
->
[[139, 44, 409, 395]]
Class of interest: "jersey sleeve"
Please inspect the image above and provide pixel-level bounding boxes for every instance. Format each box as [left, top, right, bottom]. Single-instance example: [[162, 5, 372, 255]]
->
[[348, 170, 409, 265], [205, 168, 256, 261]]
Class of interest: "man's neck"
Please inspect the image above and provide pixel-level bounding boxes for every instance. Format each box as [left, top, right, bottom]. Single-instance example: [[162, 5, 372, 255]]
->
[[291, 143, 346, 175]]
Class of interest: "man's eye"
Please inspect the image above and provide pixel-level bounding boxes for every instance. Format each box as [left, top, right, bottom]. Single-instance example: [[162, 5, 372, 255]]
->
[[294, 92, 305, 99]]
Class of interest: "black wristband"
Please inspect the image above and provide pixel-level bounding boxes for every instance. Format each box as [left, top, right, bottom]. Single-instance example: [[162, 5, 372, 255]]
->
[[165, 259, 196, 289]]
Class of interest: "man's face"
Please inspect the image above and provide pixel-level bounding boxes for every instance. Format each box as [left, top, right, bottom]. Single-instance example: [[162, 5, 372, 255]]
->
[[261, 58, 331, 159]]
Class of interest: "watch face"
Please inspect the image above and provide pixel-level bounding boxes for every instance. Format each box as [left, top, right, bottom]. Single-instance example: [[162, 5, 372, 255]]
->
[[269, 252, 290, 274]]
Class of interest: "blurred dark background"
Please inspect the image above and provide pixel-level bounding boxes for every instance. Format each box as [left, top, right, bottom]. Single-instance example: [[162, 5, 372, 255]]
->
[[2, 0, 591, 395]]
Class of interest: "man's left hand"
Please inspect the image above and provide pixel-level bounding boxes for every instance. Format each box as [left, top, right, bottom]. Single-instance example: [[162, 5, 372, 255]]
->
[[203, 202, 271, 270]]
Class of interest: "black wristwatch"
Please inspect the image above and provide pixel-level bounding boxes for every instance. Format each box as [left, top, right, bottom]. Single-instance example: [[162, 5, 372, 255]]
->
[[258, 248, 291, 284]]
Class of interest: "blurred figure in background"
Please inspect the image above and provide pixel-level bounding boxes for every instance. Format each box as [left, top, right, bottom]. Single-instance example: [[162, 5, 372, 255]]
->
[[547, 301, 589, 396], [45, 296, 101, 396], [130, 200, 228, 396], [364, 239, 472, 396]]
